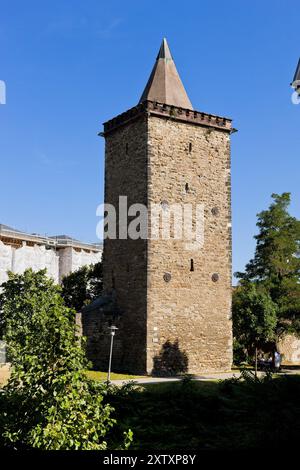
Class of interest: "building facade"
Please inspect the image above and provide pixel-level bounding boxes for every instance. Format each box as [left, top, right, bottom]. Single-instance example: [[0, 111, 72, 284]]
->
[[84, 39, 233, 374], [0, 224, 102, 285]]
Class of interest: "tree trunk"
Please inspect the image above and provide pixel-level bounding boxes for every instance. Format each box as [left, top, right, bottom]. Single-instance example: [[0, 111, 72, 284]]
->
[[272, 349, 275, 370], [255, 346, 258, 379]]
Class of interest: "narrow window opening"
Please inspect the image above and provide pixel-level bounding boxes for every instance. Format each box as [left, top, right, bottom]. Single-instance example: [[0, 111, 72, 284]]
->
[[104, 211, 109, 233], [185, 182, 189, 192], [125, 143, 129, 155], [190, 259, 194, 272], [112, 274, 115, 289], [189, 142, 192, 153]]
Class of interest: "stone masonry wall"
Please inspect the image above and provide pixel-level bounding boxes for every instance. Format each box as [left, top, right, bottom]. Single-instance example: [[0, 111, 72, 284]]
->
[[80, 310, 123, 371], [278, 334, 300, 365], [100, 112, 232, 374], [146, 116, 232, 374], [102, 117, 148, 373]]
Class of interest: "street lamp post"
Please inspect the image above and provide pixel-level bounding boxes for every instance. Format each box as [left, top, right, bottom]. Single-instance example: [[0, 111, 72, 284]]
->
[[107, 325, 118, 383]]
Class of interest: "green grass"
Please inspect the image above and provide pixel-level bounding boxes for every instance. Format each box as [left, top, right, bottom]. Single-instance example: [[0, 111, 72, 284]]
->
[[85, 370, 144, 381], [141, 379, 219, 394], [103, 374, 300, 450]]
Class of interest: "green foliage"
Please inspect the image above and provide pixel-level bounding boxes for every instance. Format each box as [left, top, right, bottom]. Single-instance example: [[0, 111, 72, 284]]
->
[[234, 193, 300, 359], [232, 337, 248, 364], [236, 193, 300, 283], [0, 269, 128, 450], [232, 283, 278, 356], [61, 262, 103, 312]]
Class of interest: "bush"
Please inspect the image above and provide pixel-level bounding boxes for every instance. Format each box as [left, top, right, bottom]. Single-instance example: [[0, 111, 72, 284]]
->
[[0, 269, 130, 450], [61, 262, 103, 312]]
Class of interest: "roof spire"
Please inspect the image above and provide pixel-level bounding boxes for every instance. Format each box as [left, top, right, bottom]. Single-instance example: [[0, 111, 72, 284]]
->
[[157, 37, 172, 60], [139, 38, 193, 109], [292, 58, 300, 87]]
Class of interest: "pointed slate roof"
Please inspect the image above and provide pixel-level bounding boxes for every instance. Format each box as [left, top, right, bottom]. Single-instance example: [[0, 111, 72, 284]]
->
[[292, 58, 300, 86], [139, 38, 193, 109]]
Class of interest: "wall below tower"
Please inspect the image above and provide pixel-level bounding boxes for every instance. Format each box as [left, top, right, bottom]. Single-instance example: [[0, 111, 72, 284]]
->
[[58, 247, 102, 282], [278, 334, 300, 365]]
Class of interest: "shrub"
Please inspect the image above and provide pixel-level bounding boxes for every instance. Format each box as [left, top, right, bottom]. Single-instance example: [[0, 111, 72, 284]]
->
[[0, 269, 130, 450]]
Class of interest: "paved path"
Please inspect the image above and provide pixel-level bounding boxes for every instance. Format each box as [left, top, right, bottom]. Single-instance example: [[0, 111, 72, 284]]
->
[[111, 371, 242, 386], [1, 365, 299, 388], [1, 367, 240, 387], [110, 368, 300, 386]]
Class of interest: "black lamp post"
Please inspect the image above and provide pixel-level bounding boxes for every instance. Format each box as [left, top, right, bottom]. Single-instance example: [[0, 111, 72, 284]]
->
[[107, 325, 118, 383]]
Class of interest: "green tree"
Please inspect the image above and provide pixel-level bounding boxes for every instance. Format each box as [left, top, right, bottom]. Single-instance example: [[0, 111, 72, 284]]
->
[[61, 262, 103, 312], [0, 269, 130, 450], [232, 283, 278, 374], [234, 193, 300, 354], [237, 193, 300, 284]]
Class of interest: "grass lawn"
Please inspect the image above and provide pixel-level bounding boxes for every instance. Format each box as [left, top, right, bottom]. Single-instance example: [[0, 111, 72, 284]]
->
[[1, 368, 144, 386], [141, 379, 219, 394], [85, 370, 144, 381], [103, 374, 300, 450]]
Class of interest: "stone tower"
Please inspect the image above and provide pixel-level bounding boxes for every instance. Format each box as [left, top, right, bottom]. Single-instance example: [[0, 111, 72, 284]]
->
[[100, 39, 233, 374]]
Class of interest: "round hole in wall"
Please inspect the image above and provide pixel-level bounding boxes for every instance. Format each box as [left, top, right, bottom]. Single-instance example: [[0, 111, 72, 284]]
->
[[211, 207, 219, 216], [161, 200, 169, 211], [212, 273, 219, 282], [163, 272, 172, 283]]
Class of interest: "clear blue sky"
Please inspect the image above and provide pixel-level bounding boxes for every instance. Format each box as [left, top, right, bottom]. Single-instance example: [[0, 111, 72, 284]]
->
[[1, 0, 299, 277]]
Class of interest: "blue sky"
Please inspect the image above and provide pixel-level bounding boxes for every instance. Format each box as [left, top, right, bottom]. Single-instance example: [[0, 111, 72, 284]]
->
[[0, 0, 299, 277]]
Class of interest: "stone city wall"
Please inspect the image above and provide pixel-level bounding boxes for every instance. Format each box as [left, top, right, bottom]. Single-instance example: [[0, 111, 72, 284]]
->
[[278, 334, 300, 365], [58, 247, 102, 282], [0, 240, 102, 285]]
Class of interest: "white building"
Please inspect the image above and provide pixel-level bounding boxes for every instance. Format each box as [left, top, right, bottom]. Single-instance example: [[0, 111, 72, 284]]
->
[[0, 224, 102, 285]]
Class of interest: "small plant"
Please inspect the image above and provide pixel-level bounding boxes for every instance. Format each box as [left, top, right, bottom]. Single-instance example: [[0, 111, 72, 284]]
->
[[180, 374, 195, 387]]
